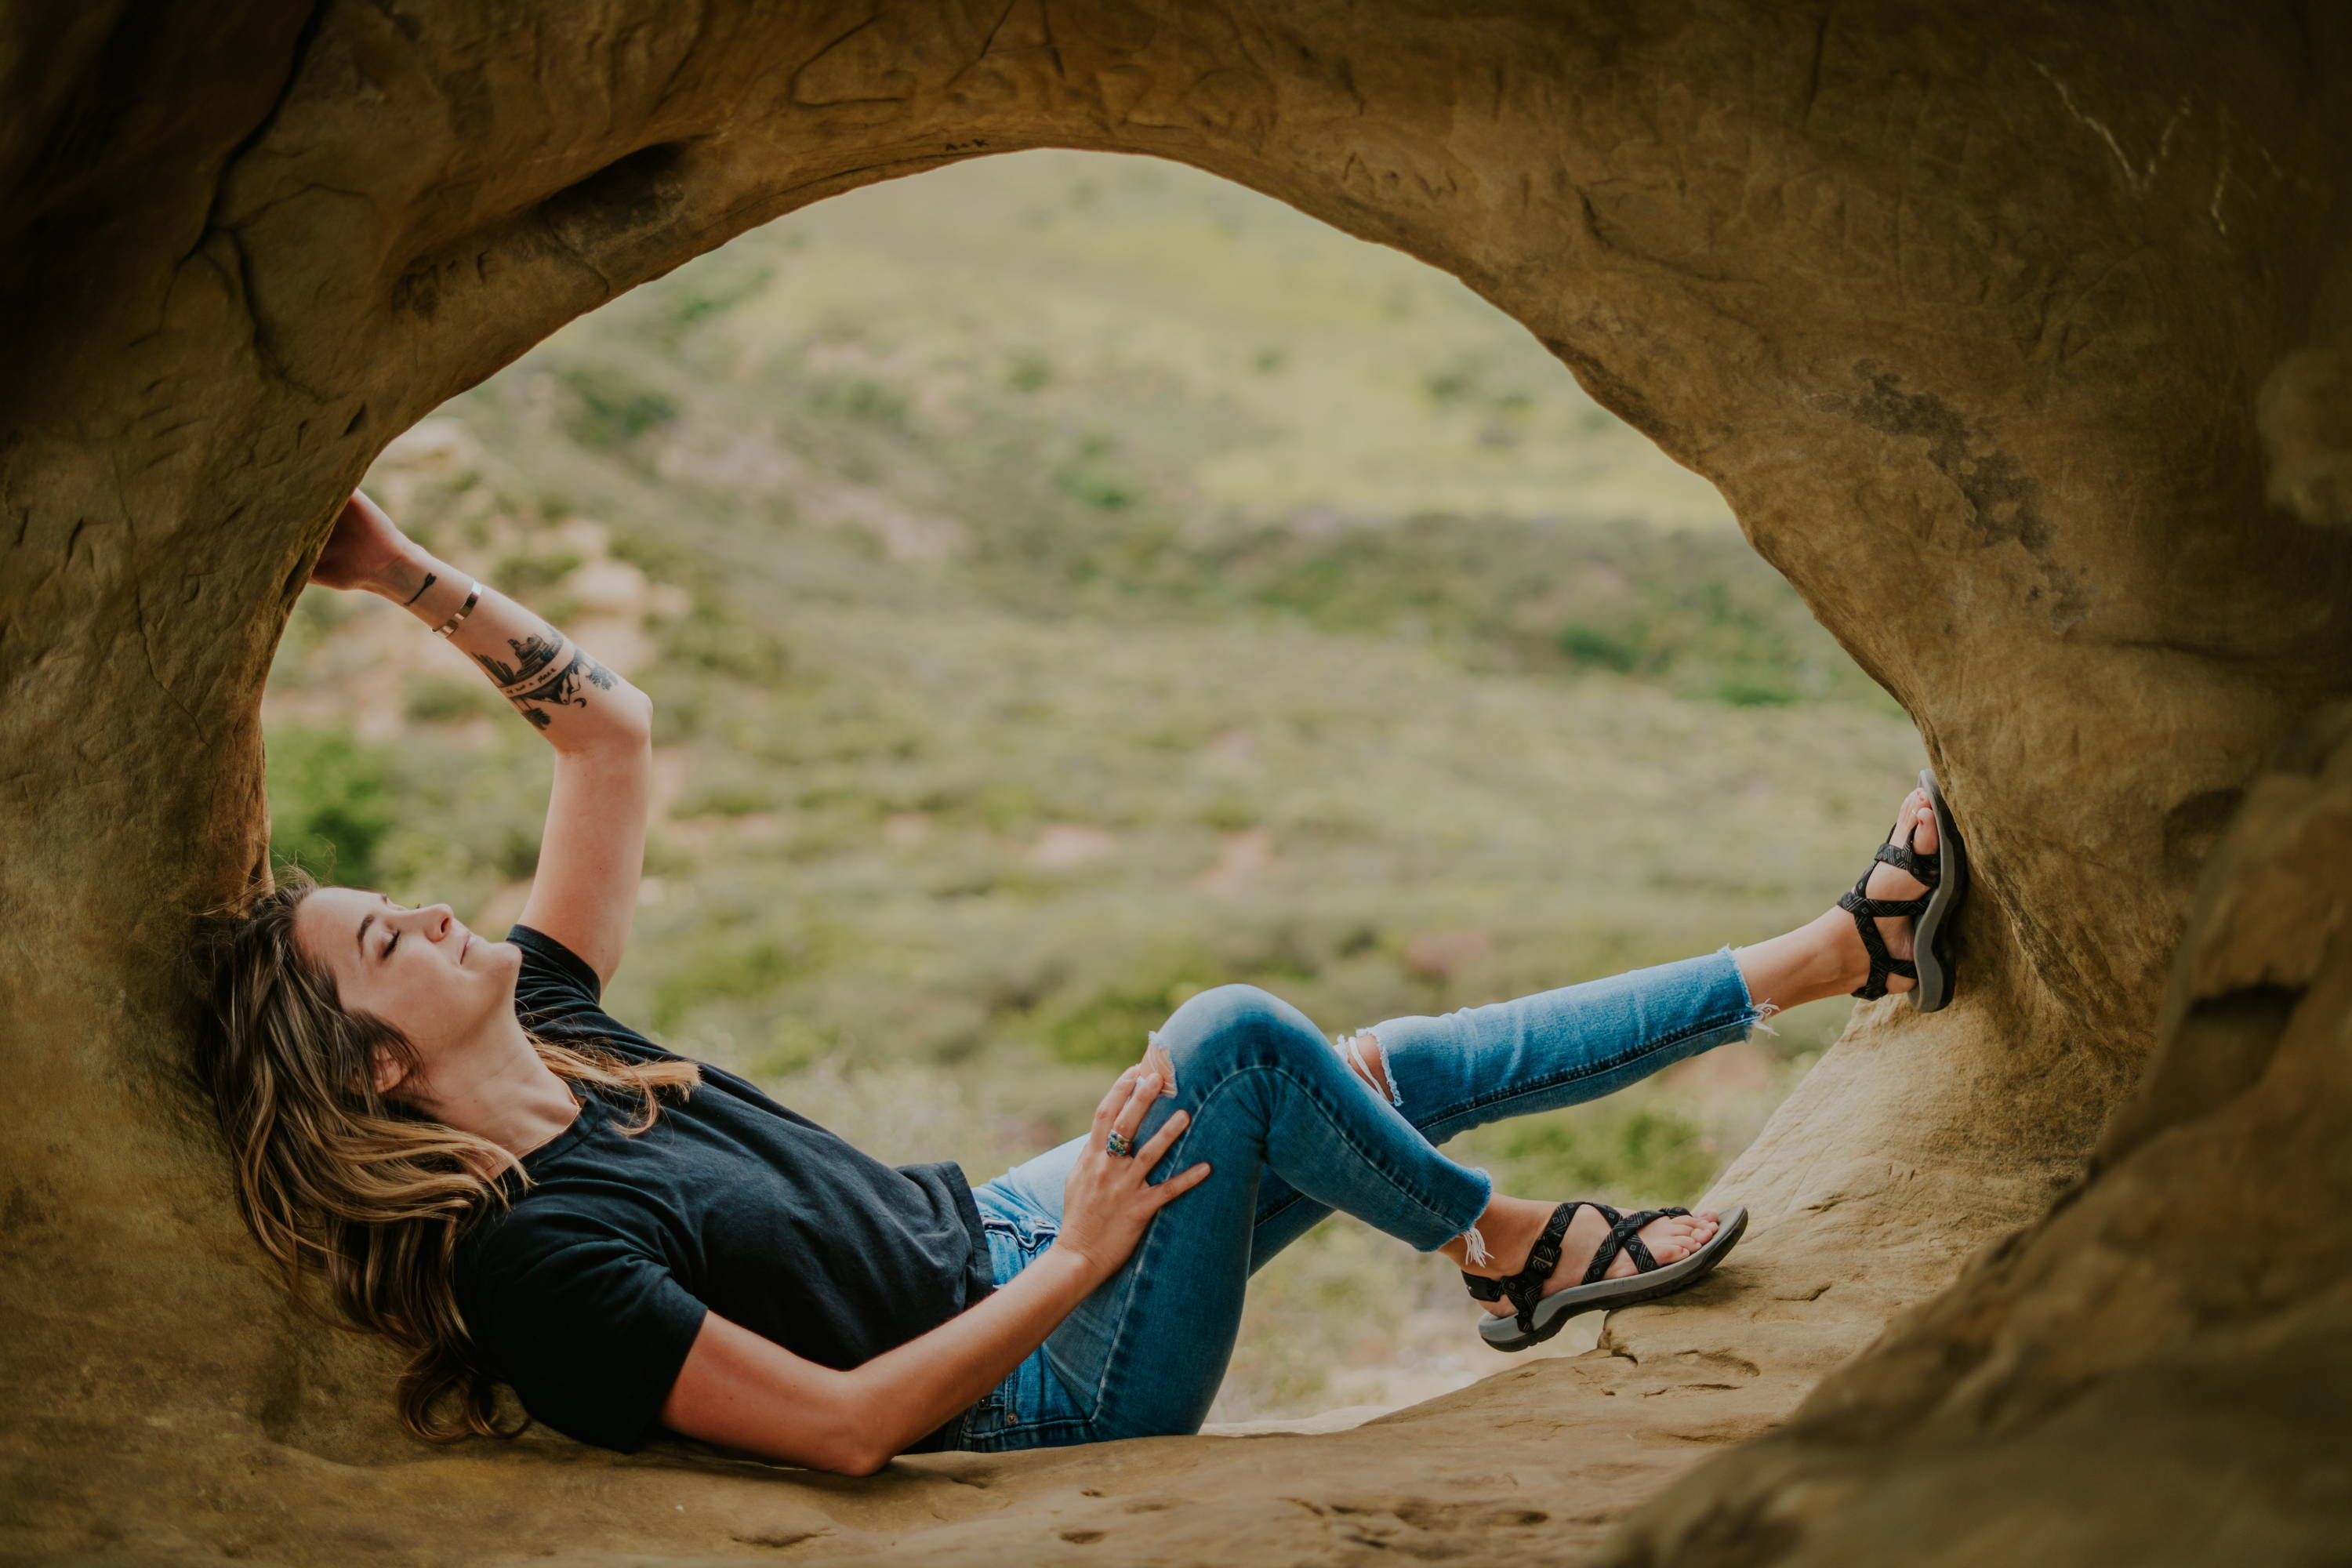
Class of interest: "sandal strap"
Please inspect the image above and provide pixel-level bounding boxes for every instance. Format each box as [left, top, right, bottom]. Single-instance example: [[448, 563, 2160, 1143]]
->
[[1506, 1201, 1582, 1327], [1835, 817, 1941, 1000], [1577, 1203, 1625, 1284], [1873, 840, 1939, 885], [1873, 821, 1941, 886], [1838, 872, 1922, 1000], [1458, 1201, 1588, 1331], [1842, 890, 1930, 917], [1583, 1206, 1691, 1283], [1461, 1201, 1700, 1323], [1613, 1214, 1661, 1276]]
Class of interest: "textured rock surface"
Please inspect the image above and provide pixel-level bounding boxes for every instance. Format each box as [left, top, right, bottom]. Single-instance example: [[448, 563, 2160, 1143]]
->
[[1606, 706, 2352, 1566], [3, 2, 2349, 1562]]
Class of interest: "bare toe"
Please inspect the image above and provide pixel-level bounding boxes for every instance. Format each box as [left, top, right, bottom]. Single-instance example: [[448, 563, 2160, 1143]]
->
[[1904, 794, 1939, 857]]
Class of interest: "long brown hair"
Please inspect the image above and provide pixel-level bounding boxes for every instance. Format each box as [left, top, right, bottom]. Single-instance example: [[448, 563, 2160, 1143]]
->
[[194, 870, 699, 1442]]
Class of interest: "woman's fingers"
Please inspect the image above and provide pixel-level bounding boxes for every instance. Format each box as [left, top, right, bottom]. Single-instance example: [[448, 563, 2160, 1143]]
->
[[1149, 1162, 1214, 1207], [1090, 1065, 1142, 1136], [1135, 1108, 1190, 1167], [1110, 1070, 1160, 1142]]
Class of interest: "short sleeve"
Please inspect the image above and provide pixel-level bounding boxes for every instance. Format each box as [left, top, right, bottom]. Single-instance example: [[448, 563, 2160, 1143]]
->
[[506, 923, 685, 1069], [462, 1208, 709, 1452], [507, 923, 605, 1019]]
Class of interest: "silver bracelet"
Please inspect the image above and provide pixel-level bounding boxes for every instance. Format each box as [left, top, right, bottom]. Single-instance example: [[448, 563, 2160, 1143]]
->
[[432, 580, 481, 639]]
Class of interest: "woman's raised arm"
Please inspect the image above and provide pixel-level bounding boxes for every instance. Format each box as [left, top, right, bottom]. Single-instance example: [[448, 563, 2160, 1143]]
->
[[316, 490, 653, 984]]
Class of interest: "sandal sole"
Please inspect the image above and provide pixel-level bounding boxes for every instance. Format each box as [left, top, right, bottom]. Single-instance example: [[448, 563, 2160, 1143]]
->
[[1476, 1206, 1750, 1352], [1910, 769, 1968, 1014]]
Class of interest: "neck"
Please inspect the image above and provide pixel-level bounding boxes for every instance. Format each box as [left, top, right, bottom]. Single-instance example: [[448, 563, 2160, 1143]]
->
[[405, 1013, 580, 1163]]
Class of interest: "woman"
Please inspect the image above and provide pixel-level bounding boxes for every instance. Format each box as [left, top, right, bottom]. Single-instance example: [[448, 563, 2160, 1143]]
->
[[200, 492, 1965, 1474]]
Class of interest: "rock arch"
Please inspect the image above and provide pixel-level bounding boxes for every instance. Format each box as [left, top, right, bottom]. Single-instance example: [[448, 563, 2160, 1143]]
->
[[4, 2, 2347, 1560]]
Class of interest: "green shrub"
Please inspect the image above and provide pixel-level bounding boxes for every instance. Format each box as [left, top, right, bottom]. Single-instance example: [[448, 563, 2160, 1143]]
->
[[405, 675, 499, 724], [809, 377, 908, 425], [557, 363, 678, 447], [1051, 434, 1145, 512], [651, 937, 811, 1031], [265, 723, 396, 885], [1040, 960, 1218, 1065], [1556, 619, 1639, 672], [656, 594, 789, 681], [1709, 666, 1801, 707], [1461, 1099, 1719, 1209], [1005, 350, 1055, 391], [666, 263, 772, 335], [677, 778, 779, 818], [493, 549, 583, 598]]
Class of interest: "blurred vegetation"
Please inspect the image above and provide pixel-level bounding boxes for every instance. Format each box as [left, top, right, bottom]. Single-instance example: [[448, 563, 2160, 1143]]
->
[[265, 724, 396, 886], [263, 151, 1922, 1422]]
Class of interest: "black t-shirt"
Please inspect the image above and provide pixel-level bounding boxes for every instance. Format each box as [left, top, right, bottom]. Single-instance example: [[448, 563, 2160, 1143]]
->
[[450, 925, 992, 1453]]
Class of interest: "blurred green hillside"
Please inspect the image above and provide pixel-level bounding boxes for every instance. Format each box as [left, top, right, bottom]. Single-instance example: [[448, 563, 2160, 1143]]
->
[[263, 150, 1922, 1421]]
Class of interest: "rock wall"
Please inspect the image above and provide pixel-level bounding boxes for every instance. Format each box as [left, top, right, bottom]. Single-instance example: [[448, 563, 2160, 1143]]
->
[[3, 2, 2347, 1562], [1608, 704, 2352, 1566]]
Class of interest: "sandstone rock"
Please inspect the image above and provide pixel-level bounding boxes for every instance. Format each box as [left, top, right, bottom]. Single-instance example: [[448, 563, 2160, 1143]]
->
[[1606, 706, 2352, 1565], [3, 2, 2348, 1563]]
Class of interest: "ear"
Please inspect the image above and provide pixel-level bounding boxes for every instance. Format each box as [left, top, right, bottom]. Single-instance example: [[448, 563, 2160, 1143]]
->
[[368, 1045, 410, 1097]]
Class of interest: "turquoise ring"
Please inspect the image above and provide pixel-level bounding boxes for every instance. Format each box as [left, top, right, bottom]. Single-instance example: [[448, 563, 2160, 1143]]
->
[[1105, 1130, 1136, 1158]]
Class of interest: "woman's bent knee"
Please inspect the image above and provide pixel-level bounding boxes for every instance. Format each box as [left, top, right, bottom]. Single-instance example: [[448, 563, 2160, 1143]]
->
[[1160, 985, 1323, 1076], [1170, 983, 1287, 1028]]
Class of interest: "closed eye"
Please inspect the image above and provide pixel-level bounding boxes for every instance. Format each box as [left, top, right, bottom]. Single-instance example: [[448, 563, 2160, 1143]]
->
[[375, 892, 402, 961]]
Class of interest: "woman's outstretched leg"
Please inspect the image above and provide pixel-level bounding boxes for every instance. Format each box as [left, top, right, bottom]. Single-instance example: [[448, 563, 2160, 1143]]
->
[[1239, 946, 1759, 1276], [1356, 786, 1941, 1140], [1247, 786, 1946, 1294]]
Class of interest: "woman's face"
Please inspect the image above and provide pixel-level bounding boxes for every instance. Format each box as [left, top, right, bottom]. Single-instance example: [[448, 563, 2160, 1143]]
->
[[293, 887, 523, 1091]]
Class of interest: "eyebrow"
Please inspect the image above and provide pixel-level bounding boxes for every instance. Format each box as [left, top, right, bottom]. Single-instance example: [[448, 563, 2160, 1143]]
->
[[354, 892, 393, 956]]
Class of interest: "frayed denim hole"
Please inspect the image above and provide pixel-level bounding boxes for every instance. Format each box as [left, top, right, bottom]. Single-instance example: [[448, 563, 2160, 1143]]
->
[[1335, 1030, 1402, 1107]]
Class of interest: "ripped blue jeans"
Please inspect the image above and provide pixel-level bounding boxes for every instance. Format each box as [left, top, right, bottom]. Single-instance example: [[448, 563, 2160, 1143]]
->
[[946, 946, 1765, 1451]]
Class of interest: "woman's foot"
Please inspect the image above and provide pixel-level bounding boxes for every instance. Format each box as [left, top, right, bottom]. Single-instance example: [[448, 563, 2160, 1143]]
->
[[1833, 785, 1940, 995], [1456, 1196, 1722, 1312], [1731, 784, 1943, 1011]]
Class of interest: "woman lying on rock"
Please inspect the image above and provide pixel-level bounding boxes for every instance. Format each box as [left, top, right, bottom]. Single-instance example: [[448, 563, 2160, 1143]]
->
[[200, 492, 1967, 1474]]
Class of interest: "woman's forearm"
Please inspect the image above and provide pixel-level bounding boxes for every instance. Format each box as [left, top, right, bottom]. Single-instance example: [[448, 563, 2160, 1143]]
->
[[367, 543, 652, 753], [665, 1073, 1203, 1473], [665, 1247, 1110, 1473], [826, 1073, 1203, 1466], [838, 1248, 1105, 1464]]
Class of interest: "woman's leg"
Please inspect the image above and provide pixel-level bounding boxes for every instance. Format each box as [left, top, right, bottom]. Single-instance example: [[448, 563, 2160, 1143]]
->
[[966, 950, 1777, 1450], [960, 982, 1497, 1450], [956, 784, 1942, 1446], [1246, 946, 1766, 1267], [1246, 784, 1943, 1272]]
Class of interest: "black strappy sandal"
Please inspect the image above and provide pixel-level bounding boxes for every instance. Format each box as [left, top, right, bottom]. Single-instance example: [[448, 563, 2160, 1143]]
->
[[1463, 1202, 1750, 1352], [1838, 768, 1969, 1013]]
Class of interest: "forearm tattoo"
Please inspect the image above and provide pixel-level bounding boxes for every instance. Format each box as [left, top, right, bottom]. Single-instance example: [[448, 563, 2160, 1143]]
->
[[474, 627, 618, 730]]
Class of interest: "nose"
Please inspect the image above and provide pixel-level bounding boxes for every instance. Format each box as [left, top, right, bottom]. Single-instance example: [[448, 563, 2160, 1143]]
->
[[394, 903, 457, 938]]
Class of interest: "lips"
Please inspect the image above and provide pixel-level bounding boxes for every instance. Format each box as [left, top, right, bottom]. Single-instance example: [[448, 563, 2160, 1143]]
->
[[458, 933, 471, 965]]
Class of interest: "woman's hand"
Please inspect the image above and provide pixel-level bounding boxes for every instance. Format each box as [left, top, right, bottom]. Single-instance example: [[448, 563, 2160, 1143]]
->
[[1051, 1065, 1211, 1281], [310, 489, 412, 593]]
